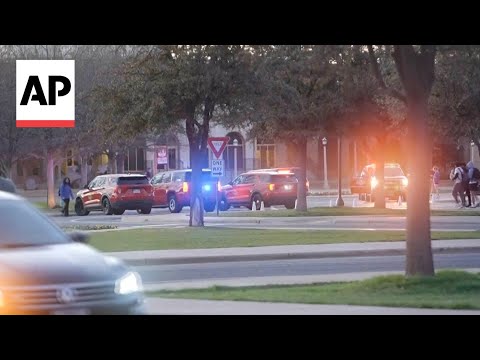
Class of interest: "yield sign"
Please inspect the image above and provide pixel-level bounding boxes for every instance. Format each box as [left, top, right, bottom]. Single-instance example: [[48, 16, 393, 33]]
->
[[207, 137, 230, 159]]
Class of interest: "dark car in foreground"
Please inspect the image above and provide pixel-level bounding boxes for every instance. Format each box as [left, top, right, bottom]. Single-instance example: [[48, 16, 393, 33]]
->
[[0, 191, 145, 315], [75, 174, 153, 216], [219, 171, 298, 211]]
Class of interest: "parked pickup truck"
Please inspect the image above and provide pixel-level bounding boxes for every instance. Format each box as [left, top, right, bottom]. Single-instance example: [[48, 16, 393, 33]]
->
[[350, 163, 408, 202]]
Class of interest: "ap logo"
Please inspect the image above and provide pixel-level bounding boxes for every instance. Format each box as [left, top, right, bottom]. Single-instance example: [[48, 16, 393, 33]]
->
[[16, 60, 75, 128]]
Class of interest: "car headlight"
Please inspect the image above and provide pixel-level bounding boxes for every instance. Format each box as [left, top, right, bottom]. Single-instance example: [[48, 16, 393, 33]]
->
[[115, 272, 143, 295], [371, 177, 378, 189], [402, 178, 408, 187]]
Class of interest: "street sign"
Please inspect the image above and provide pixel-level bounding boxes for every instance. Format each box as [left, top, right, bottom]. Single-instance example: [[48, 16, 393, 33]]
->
[[207, 137, 230, 159], [211, 159, 224, 177], [157, 146, 168, 165]]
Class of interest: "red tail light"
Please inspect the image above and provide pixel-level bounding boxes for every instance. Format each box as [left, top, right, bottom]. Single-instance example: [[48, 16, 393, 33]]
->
[[115, 187, 122, 195], [268, 183, 275, 191], [183, 182, 189, 192]]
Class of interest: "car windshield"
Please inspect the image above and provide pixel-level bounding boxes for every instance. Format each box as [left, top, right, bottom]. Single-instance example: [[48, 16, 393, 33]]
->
[[0, 199, 70, 248], [184, 171, 215, 183], [117, 176, 149, 185], [384, 167, 405, 177]]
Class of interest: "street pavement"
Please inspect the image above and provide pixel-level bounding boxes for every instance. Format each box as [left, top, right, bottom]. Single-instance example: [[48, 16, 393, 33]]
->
[[145, 298, 480, 315], [41, 191, 480, 231], [132, 253, 480, 288]]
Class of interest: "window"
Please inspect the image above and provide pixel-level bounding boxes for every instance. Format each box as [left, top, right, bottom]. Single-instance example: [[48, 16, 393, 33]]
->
[[232, 175, 244, 185], [152, 173, 164, 185], [172, 172, 184, 182], [168, 148, 177, 170], [256, 138, 275, 169], [88, 178, 98, 189], [224, 132, 244, 172], [124, 147, 145, 172], [243, 174, 257, 184], [162, 173, 172, 183], [117, 176, 149, 185], [17, 161, 23, 177], [96, 177, 106, 188], [67, 149, 73, 167]]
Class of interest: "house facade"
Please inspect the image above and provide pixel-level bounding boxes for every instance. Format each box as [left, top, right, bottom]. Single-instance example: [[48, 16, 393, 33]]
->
[[9, 123, 478, 190]]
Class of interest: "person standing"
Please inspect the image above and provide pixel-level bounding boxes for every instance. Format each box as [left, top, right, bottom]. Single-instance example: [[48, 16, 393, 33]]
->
[[59, 177, 75, 217], [450, 162, 465, 208], [460, 162, 472, 207], [467, 161, 480, 207], [431, 166, 440, 200]]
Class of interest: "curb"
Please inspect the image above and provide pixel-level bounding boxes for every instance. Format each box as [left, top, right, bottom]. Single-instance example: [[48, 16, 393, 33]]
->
[[122, 246, 480, 267]]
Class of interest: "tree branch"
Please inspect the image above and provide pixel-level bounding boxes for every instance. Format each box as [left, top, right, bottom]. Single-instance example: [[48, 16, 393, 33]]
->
[[368, 45, 406, 103]]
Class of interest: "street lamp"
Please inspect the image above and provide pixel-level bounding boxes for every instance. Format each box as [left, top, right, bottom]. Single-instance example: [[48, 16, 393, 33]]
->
[[471, 140, 475, 163], [322, 137, 329, 189], [336, 136, 344, 207], [354, 140, 358, 176], [233, 138, 239, 179]]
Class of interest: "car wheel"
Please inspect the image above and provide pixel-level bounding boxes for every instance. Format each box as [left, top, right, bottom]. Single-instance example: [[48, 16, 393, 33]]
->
[[250, 193, 263, 211], [74, 199, 90, 216], [284, 201, 296, 210], [218, 197, 230, 211], [139, 207, 152, 214], [204, 203, 216, 212], [113, 209, 125, 215], [102, 197, 113, 215], [168, 194, 182, 213]]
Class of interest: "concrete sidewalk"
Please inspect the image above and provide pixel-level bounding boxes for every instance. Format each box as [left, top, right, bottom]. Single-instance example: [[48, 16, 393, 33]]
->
[[142, 268, 480, 291], [106, 239, 480, 266], [145, 298, 480, 315]]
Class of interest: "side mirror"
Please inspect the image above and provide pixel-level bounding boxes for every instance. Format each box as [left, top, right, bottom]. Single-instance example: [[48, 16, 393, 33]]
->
[[70, 232, 90, 244]]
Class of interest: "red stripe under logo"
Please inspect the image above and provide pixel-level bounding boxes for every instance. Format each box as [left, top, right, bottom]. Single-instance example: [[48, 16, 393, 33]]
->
[[16, 120, 75, 128]]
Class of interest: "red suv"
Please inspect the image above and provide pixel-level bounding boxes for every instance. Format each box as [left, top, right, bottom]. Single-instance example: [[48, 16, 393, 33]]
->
[[150, 169, 219, 213], [74, 174, 153, 216], [248, 167, 310, 192], [219, 171, 298, 211]]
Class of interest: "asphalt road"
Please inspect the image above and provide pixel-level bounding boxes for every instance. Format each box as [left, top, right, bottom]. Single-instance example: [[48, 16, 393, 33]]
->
[[46, 192, 480, 231], [135, 253, 480, 285], [50, 210, 480, 231]]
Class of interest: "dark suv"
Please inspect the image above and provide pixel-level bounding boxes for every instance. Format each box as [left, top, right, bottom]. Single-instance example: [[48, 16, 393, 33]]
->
[[150, 169, 219, 213], [219, 171, 298, 211], [75, 174, 153, 216]]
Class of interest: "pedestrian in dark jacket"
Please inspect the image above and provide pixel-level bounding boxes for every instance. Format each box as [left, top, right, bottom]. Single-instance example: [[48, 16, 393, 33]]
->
[[59, 177, 74, 216]]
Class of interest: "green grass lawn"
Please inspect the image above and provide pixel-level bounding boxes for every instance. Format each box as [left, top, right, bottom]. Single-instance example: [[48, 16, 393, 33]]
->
[[88, 227, 480, 252], [149, 270, 480, 310], [212, 207, 480, 217], [34, 201, 74, 212]]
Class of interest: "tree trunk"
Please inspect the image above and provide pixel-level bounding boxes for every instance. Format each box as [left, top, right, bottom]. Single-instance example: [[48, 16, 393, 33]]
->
[[108, 155, 115, 174], [117, 153, 125, 173], [296, 138, 308, 212], [405, 98, 434, 276], [189, 148, 204, 227], [374, 140, 386, 209], [81, 156, 88, 188], [47, 153, 56, 209]]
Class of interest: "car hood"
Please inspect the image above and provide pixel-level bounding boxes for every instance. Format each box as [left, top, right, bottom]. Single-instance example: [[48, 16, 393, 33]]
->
[[0, 243, 127, 287], [76, 189, 89, 197]]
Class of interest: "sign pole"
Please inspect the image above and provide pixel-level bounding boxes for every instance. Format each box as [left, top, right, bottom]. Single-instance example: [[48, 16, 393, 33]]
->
[[216, 178, 219, 217]]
